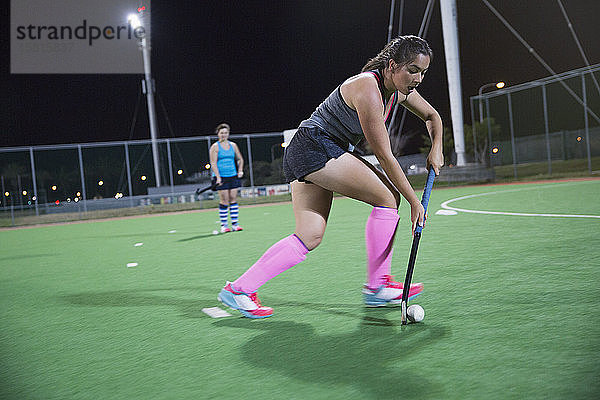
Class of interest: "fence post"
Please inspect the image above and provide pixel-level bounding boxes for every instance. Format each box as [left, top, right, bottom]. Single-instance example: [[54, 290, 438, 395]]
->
[[77, 145, 88, 213], [561, 131, 566, 160], [29, 147, 39, 216], [507, 93, 518, 179], [1, 176, 4, 208], [486, 99, 493, 166], [124, 142, 134, 207], [166, 138, 174, 193], [582, 73, 592, 173], [470, 97, 477, 164], [246, 135, 255, 196], [542, 84, 552, 175]]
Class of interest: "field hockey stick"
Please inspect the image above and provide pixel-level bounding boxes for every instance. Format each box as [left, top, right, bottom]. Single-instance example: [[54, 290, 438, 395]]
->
[[195, 181, 218, 196], [401, 167, 436, 325]]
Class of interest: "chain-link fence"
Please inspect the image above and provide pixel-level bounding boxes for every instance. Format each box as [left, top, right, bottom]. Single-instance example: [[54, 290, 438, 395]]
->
[[471, 64, 600, 177], [0, 132, 287, 225]]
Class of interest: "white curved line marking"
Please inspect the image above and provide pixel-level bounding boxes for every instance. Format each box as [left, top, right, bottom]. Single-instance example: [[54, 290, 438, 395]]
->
[[440, 184, 600, 219]]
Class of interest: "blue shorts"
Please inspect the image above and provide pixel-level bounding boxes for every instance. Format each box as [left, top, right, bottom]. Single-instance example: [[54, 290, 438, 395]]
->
[[283, 126, 350, 183], [214, 176, 241, 191]]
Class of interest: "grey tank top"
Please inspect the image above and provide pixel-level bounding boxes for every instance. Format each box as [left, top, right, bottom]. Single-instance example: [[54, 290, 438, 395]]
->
[[298, 70, 399, 148]]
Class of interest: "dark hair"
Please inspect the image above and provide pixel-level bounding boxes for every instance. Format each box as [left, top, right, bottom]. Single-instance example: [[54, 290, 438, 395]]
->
[[361, 35, 433, 72], [215, 123, 230, 134]]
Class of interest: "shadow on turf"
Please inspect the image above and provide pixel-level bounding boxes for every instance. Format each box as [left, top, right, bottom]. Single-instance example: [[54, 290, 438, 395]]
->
[[61, 286, 222, 319], [214, 313, 449, 399], [177, 233, 221, 242], [61, 287, 449, 397], [0, 253, 56, 262]]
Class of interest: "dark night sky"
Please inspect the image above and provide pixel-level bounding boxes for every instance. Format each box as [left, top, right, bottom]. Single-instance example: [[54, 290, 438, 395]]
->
[[2, 0, 599, 151]]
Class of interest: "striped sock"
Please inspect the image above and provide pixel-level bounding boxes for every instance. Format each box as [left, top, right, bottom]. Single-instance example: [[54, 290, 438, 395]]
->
[[219, 204, 229, 227], [230, 202, 239, 226]]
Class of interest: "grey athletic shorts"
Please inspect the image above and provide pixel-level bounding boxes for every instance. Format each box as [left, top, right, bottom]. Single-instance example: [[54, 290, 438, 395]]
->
[[282, 126, 351, 183]]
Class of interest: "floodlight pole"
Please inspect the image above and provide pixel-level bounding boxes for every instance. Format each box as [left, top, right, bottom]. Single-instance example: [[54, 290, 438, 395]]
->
[[130, 14, 161, 188], [440, 0, 466, 166], [140, 35, 162, 187]]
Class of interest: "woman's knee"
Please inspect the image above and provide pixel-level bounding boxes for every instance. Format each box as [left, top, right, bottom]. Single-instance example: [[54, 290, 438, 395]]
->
[[296, 230, 325, 251], [373, 190, 399, 209], [218, 192, 230, 204]]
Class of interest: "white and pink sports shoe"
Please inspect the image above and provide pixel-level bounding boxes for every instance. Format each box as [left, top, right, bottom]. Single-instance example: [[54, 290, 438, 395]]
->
[[218, 282, 273, 319], [363, 275, 423, 307], [232, 225, 243, 232]]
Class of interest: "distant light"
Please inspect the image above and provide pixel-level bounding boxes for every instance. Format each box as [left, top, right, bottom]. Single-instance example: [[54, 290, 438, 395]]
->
[[137, 6, 146, 12], [22, 190, 27, 195], [281, 142, 289, 148], [492, 147, 499, 154], [576, 136, 583, 142], [205, 164, 211, 170], [98, 180, 104, 186], [32, 196, 37, 201], [177, 169, 183, 175], [496, 82, 505, 89], [4, 191, 9, 197], [67, 198, 71, 202], [409, 164, 416, 170], [55, 200, 60, 205], [27, 201, 32, 205], [115, 192, 124, 199], [141, 175, 147, 181], [51, 185, 57, 191], [76, 191, 81, 197], [128, 14, 142, 29], [74, 197, 79, 202]]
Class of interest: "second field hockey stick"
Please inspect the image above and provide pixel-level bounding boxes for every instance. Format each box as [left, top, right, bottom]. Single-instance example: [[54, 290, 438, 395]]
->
[[401, 167, 436, 325], [195, 180, 218, 196]]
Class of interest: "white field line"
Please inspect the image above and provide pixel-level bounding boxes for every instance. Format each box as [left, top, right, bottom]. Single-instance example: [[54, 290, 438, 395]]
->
[[440, 181, 600, 219]]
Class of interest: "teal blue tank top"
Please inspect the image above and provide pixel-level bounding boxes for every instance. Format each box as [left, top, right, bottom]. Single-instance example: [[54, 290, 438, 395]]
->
[[215, 142, 237, 177]]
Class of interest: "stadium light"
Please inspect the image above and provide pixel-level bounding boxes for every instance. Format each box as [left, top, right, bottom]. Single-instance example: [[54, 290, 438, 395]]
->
[[127, 14, 142, 29], [478, 81, 506, 123]]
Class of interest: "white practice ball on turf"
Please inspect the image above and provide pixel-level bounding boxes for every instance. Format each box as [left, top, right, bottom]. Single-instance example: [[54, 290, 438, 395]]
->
[[407, 304, 425, 322], [212, 230, 219, 235]]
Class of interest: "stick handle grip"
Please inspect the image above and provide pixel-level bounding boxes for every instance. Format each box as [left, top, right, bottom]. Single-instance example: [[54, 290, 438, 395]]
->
[[415, 167, 436, 234]]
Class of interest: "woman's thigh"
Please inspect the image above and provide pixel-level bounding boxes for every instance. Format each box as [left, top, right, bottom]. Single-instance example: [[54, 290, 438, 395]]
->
[[305, 153, 399, 208]]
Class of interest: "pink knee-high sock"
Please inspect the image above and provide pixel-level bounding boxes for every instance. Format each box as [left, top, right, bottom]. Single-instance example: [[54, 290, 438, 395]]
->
[[233, 234, 309, 293], [365, 206, 400, 289]]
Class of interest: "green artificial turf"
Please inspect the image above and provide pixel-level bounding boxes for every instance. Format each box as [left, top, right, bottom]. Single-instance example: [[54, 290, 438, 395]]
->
[[1, 179, 599, 399]]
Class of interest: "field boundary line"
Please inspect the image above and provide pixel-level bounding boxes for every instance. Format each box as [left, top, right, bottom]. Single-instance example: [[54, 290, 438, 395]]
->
[[440, 181, 600, 219]]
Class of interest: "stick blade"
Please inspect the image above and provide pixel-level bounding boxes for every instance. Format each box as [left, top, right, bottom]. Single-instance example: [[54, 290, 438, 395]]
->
[[401, 300, 408, 325]]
